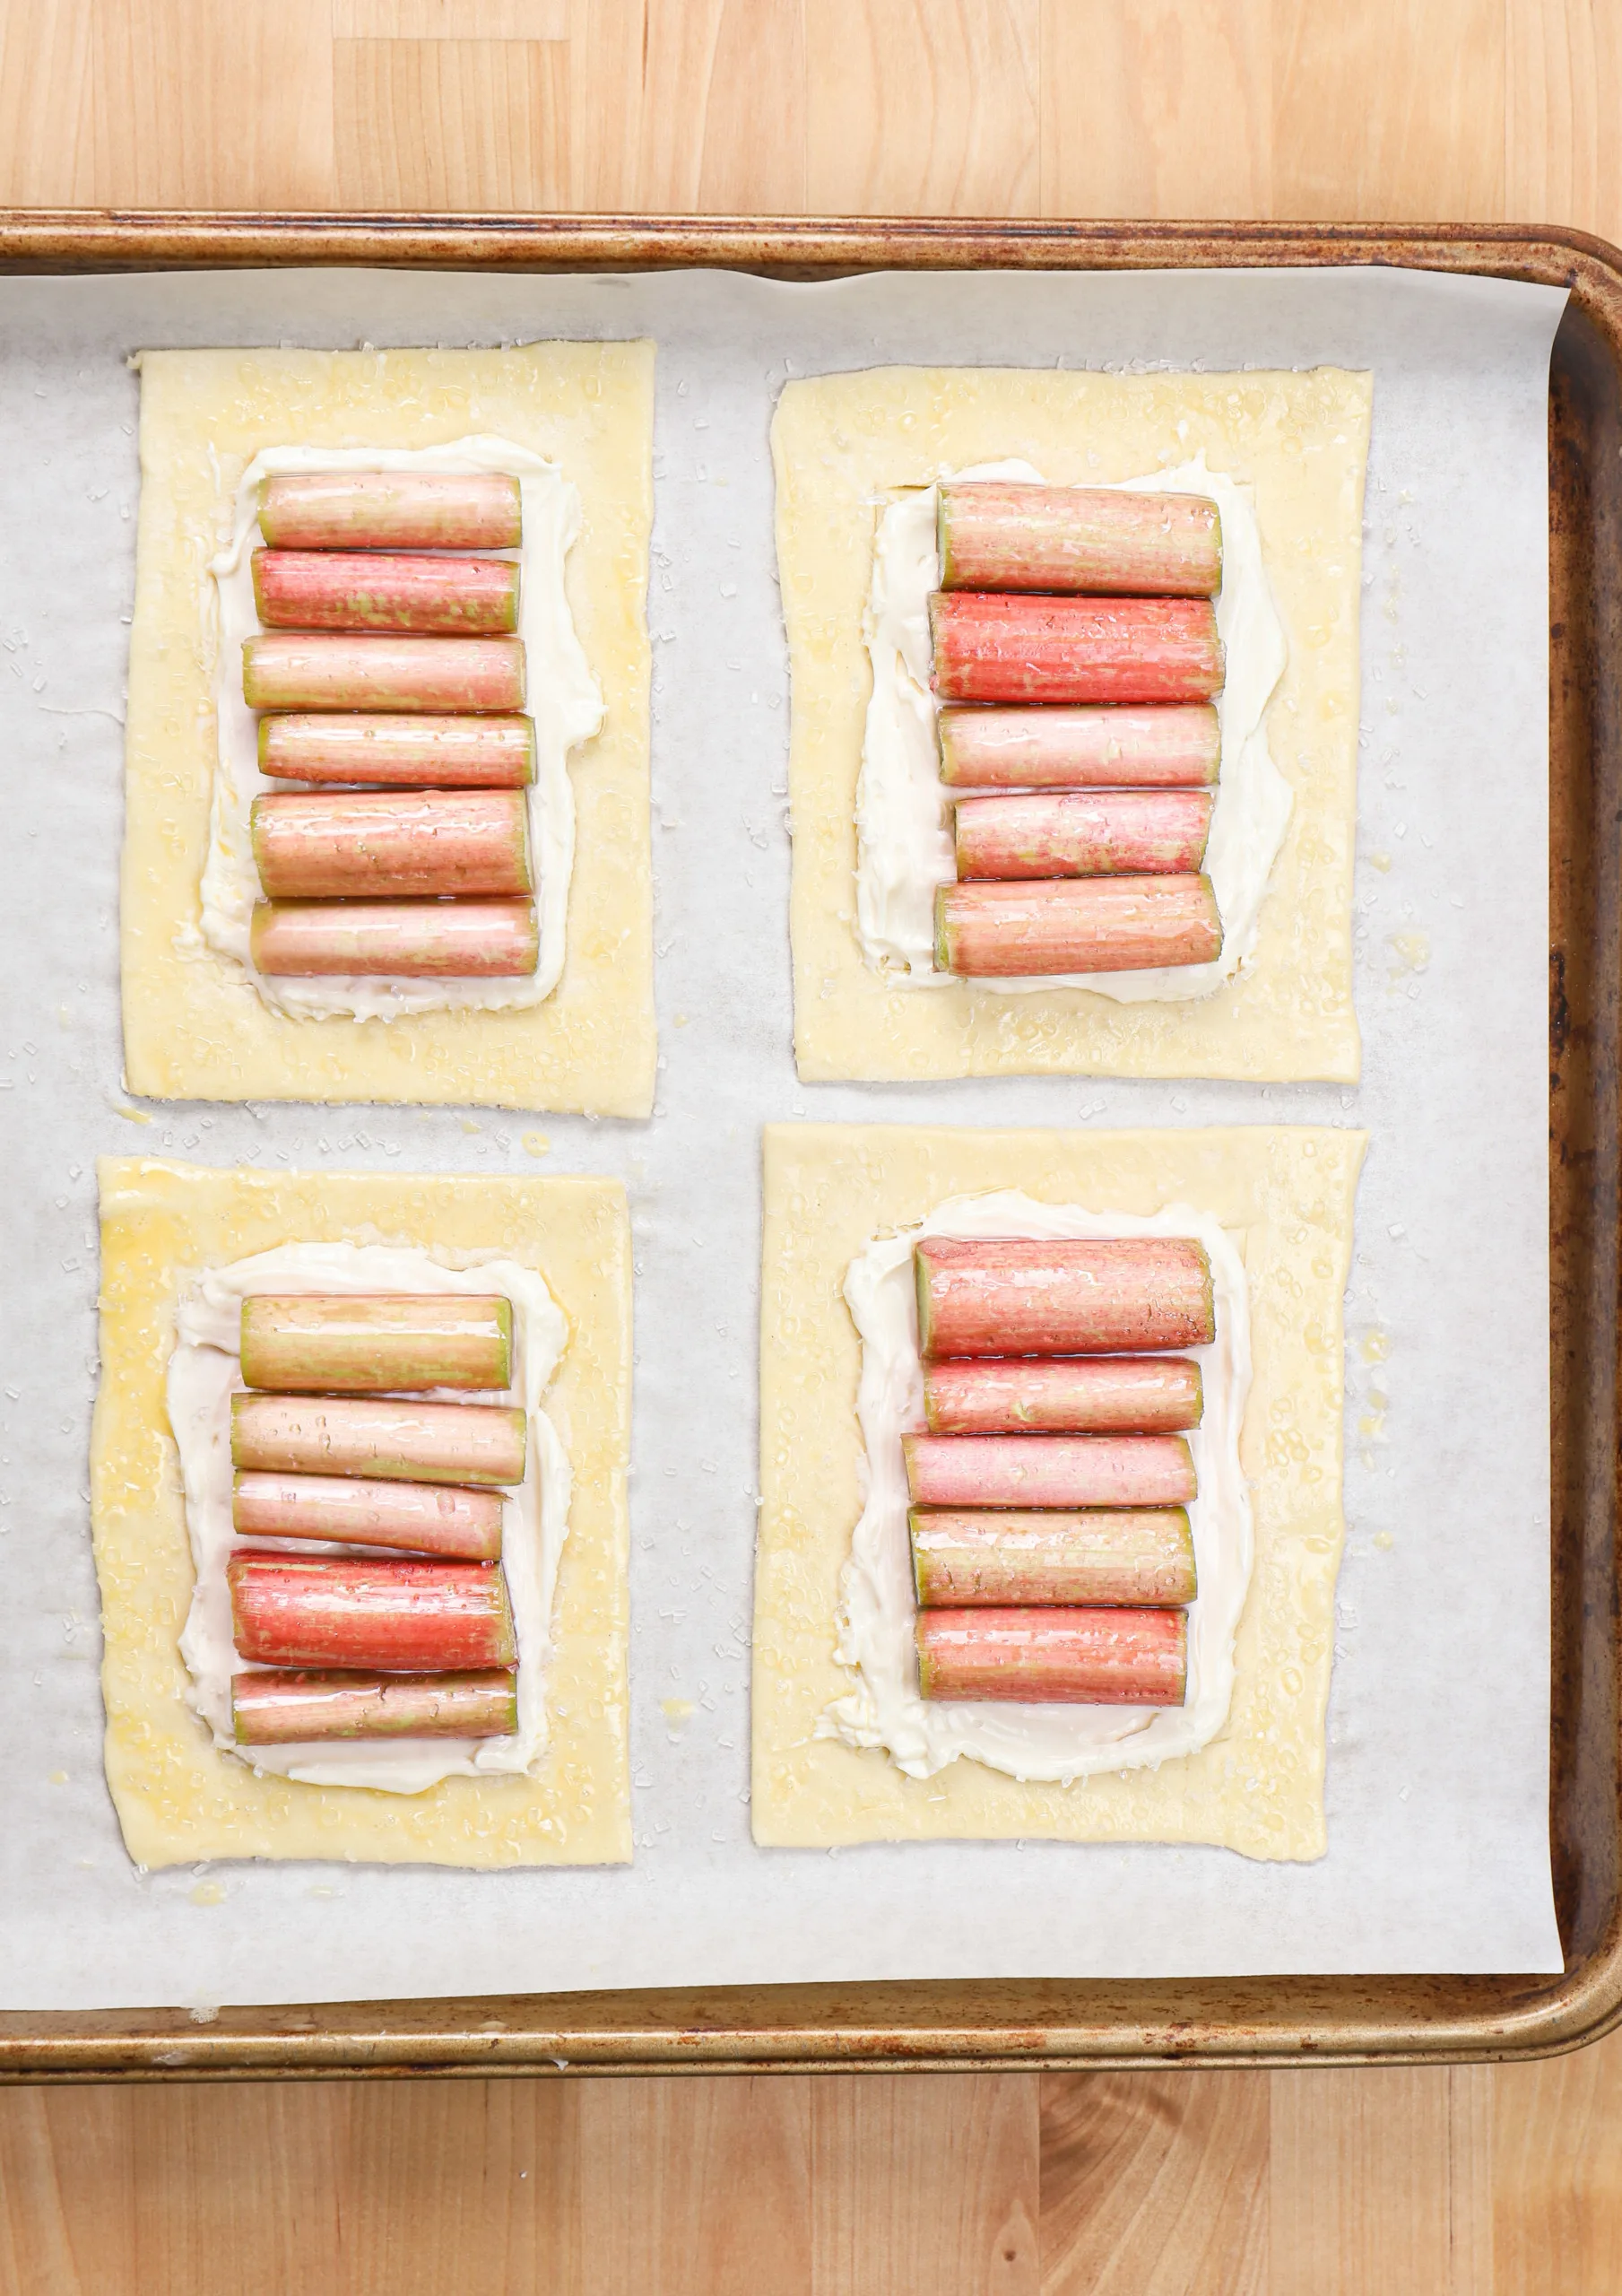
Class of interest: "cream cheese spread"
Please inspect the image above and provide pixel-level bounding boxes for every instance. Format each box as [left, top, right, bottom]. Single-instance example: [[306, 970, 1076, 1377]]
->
[[168, 1241, 569, 1795], [855, 457, 1291, 998], [195, 436, 603, 1022], [819, 1191, 1253, 1782]]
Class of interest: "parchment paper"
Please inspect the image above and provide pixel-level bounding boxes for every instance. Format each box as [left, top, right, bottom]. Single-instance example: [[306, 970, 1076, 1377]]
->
[[0, 264, 1564, 2007]]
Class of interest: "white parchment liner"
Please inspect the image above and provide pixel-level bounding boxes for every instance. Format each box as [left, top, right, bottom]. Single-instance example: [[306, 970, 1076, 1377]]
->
[[0, 263, 1563, 2006]]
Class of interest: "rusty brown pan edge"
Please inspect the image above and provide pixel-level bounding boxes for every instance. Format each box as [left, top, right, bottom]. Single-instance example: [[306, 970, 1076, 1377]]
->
[[0, 214, 1615, 2080], [0, 211, 1617, 288]]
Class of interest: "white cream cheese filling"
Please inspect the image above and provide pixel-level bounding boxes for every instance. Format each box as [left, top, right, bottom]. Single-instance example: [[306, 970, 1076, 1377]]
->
[[818, 1191, 1253, 1783], [854, 457, 1291, 999], [168, 1241, 570, 1796], [195, 436, 603, 1022]]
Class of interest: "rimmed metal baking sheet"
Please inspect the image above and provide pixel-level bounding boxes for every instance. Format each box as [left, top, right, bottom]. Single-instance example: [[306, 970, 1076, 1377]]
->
[[0, 217, 1614, 2076]]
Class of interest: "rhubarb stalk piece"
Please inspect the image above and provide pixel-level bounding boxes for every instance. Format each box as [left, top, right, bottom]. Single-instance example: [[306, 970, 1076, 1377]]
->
[[231, 1394, 527, 1486], [253, 550, 520, 637], [232, 1667, 517, 1744], [251, 898, 538, 978], [239, 1292, 513, 1394], [258, 472, 522, 552], [938, 703, 1220, 791], [228, 1553, 516, 1670], [232, 1470, 504, 1560], [929, 593, 1223, 707], [243, 634, 525, 715], [916, 1605, 1187, 1704], [251, 790, 533, 900], [924, 1355, 1203, 1435], [954, 789, 1213, 880], [911, 1507, 1196, 1608], [915, 1236, 1215, 1358], [903, 1432, 1195, 1509], [938, 483, 1222, 598], [934, 875, 1221, 975], [260, 713, 536, 788]]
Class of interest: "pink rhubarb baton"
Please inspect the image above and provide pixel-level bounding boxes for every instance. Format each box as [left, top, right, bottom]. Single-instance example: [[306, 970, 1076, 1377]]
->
[[910, 1507, 1196, 1608], [915, 1235, 1215, 1358], [929, 593, 1224, 707], [253, 549, 520, 637], [250, 898, 538, 978], [239, 1292, 513, 1394], [916, 1606, 1188, 1704], [230, 1394, 527, 1486], [251, 789, 533, 900], [228, 1553, 517, 1671], [260, 713, 536, 788], [923, 1355, 1203, 1436], [232, 1471, 504, 1560], [938, 483, 1222, 597], [938, 703, 1221, 791], [934, 875, 1222, 975], [953, 788, 1213, 880], [903, 1433, 1196, 1509], [231, 1667, 517, 1744], [242, 634, 525, 715], [258, 472, 522, 552]]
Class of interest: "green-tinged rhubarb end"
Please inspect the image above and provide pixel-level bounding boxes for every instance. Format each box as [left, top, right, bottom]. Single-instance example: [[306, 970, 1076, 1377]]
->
[[914, 1256, 936, 1360], [907, 1509, 931, 1606], [932, 886, 955, 975], [247, 903, 275, 971], [516, 717, 538, 785], [915, 1618, 936, 1698], [490, 1574, 519, 1668], [492, 1296, 515, 1388], [936, 490, 956, 588], [1199, 1257, 1217, 1348], [1188, 1362, 1206, 1427]]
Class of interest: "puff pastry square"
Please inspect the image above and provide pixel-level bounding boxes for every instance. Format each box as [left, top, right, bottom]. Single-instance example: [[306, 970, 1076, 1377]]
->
[[752, 1123, 1365, 1861], [91, 1158, 631, 1868], [773, 366, 1372, 1083], [123, 344, 655, 1115]]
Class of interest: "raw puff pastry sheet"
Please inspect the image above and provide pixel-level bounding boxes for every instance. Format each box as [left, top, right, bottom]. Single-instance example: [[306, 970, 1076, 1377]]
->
[[752, 1123, 1365, 1861], [122, 344, 656, 1115], [91, 1159, 631, 1869], [774, 364, 1372, 1083]]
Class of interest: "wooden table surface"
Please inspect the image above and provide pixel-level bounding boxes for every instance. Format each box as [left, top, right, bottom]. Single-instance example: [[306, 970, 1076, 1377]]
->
[[3, 4, 1620, 2291]]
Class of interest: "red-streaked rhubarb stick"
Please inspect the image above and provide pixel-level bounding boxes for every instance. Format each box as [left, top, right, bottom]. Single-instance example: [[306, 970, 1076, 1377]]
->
[[232, 1666, 517, 1744], [924, 1355, 1203, 1436], [903, 1433, 1195, 1509], [251, 790, 533, 900], [239, 1293, 512, 1395], [259, 472, 522, 552], [916, 1606, 1187, 1703], [253, 550, 520, 637], [915, 1236, 1215, 1359], [910, 1507, 1196, 1607], [930, 593, 1223, 707], [250, 898, 538, 978], [954, 789, 1213, 880], [938, 704, 1220, 791], [231, 1394, 527, 1486], [233, 1471, 504, 1560], [260, 713, 536, 788], [228, 1553, 516, 1670], [243, 634, 525, 715], [934, 875, 1221, 975], [938, 483, 1222, 597]]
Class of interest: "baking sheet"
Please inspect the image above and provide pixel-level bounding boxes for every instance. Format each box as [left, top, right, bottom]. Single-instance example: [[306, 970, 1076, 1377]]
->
[[0, 262, 1563, 2008]]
